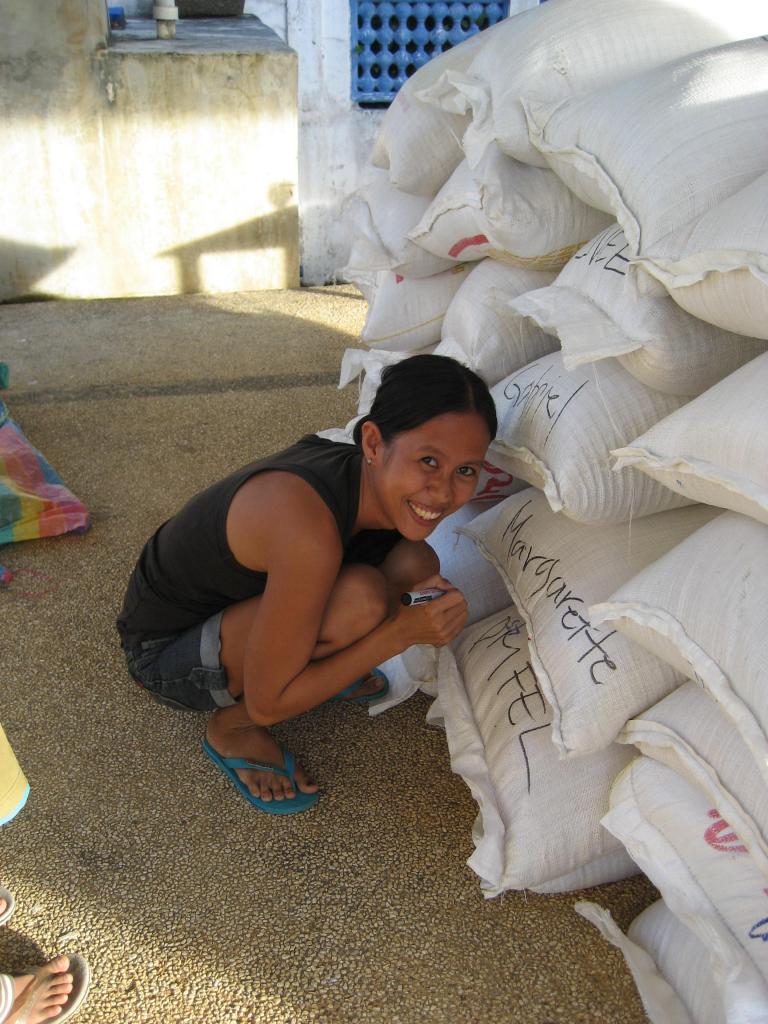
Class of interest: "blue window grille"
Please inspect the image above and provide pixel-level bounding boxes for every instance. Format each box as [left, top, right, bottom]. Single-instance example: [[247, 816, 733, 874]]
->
[[351, 1, 510, 105]]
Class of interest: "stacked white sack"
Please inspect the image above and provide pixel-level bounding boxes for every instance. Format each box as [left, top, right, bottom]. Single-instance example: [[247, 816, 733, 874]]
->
[[433, 258, 559, 386], [427, 607, 637, 895], [457, 489, 719, 756], [596, 551, 768, 1019], [369, 6, 541, 198], [611, 350, 768, 525], [416, 0, 768, 170], [339, 170, 471, 351], [635, 170, 768, 341], [349, 265, 469, 351], [618, 683, 768, 881], [336, 3, 768, 968], [488, 352, 691, 523], [590, 512, 768, 787], [602, 758, 768, 1020], [509, 224, 767, 397], [342, 168, 455, 280], [407, 143, 612, 272], [576, 900, 730, 1024], [524, 37, 768, 256]]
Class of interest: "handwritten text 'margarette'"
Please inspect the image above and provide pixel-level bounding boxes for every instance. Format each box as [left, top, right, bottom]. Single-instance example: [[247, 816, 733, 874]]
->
[[500, 499, 618, 686]]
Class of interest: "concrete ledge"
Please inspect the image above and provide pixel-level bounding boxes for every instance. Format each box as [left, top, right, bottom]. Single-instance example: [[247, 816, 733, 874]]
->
[[0, 4, 299, 300], [109, 14, 292, 54]]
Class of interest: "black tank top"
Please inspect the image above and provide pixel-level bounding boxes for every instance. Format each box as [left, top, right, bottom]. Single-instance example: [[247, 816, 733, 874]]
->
[[117, 434, 401, 646]]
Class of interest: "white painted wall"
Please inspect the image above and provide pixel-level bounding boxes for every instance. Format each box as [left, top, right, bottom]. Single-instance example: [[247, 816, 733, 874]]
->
[[122, 0, 372, 283], [247, 0, 385, 284], [121, 1, 540, 285]]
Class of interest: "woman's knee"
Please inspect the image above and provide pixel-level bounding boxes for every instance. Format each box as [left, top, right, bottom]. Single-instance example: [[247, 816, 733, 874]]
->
[[320, 564, 388, 647], [339, 564, 389, 627]]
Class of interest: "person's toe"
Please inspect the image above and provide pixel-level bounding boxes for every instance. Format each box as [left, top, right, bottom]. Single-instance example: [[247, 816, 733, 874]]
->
[[295, 768, 319, 794], [280, 777, 296, 799], [47, 974, 73, 991], [258, 777, 275, 801]]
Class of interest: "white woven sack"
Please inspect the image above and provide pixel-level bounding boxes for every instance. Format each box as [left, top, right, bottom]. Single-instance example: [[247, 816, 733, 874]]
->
[[488, 352, 690, 523], [604, 758, 768, 1017], [620, 683, 768, 881], [336, 347, 435, 416], [348, 264, 469, 350], [369, 26, 494, 197], [408, 145, 612, 271], [591, 512, 768, 787], [577, 900, 726, 1024], [636, 172, 768, 341], [525, 38, 768, 256], [612, 351, 768, 526], [369, 645, 438, 716], [427, 501, 513, 629], [416, 0, 768, 170], [458, 489, 718, 756], [510, 224, 767, 397], [341, 169, 455, 279], [433, 259, 558, 386], [433, 609, 635, 895], [529, 850, 639, 895]]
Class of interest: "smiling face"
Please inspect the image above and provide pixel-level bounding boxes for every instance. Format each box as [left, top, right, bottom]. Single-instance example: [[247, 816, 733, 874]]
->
[[359, 411, 492, 540]]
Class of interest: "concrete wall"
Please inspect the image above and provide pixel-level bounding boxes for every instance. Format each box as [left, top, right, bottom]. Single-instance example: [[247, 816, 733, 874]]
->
[[0, 1, 299, 300], [246, 0, 384, 285]]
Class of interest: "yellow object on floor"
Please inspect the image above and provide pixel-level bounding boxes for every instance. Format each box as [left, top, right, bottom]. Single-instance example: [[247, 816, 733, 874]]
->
[[0, 724, 28, 826]]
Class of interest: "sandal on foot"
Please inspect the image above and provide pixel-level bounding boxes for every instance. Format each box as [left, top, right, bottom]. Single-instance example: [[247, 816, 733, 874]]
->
[[202, 738, 319, 815], [56, 954, 91, 1023], [0, 887, 13, 927], [329, 668, 389, 706], [10, 954, 90, 1024]]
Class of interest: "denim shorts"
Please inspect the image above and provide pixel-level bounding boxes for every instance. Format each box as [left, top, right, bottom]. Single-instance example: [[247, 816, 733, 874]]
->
[[123, 611, 239, 712]]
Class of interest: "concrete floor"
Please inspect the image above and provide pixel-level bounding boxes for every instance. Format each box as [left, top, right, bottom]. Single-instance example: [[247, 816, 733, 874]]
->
[[0, 287, 656, 1024]]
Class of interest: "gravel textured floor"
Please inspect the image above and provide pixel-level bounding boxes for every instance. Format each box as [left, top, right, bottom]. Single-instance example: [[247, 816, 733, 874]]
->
[[0, 288, 656, 1023]]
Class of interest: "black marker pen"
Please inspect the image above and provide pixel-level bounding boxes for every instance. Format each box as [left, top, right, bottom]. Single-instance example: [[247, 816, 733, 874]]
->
[[401, 588, 446, 606]]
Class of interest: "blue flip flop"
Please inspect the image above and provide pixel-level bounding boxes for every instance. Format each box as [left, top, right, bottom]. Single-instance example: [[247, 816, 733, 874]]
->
[[202, 738, 319, 815], [329, 667, 390, 706]]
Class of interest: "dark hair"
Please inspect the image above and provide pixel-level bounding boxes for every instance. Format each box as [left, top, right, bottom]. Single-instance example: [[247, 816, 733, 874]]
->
[[352, 354, 497, 446]]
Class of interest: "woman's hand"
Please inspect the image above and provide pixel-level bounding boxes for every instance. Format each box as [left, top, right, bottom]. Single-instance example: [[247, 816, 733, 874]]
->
[[392, 573, 468, 649]]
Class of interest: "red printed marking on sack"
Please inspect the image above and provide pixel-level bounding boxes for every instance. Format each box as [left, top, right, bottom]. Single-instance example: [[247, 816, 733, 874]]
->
[[475, 461, 515, 501], [448, 235, 489, 259], [705, 809, 748, 854]]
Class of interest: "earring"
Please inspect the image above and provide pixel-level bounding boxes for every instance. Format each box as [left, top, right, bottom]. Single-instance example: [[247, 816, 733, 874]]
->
[[366, 458, 372, 465]]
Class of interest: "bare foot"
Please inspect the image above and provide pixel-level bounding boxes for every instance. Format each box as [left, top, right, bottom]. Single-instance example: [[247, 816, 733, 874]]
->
[[206, 706, 319, 804], [340, 672, 387, 701], [8, 956, 74, 1024]]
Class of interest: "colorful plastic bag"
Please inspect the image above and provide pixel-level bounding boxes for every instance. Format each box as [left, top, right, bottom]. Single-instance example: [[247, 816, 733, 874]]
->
[[0, 400, 89, 581]]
